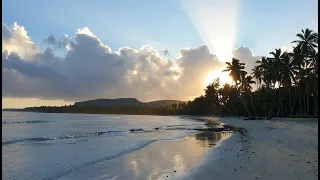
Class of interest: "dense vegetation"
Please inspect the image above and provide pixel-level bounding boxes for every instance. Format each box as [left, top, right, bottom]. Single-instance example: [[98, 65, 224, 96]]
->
[[25, 28, 318, 119], [24, 104, 186, 115], [183, 28, 318, 119]]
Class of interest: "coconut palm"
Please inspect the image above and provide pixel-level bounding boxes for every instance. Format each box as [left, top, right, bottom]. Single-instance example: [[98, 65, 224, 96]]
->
[[280, 52, 299, 116], [240, 75, 255, 92], [291, 29, 318, 116], [223, 58, 246, 88], [292, 28, 318, 57], [308, 51, 318, 73], [269, 48, 283, 86], [240, 75, 260, 118], [256, 57, 274, 88], [251, 66, 263, 89], [269, 48, 284, 116], [204, 78, 220, 107], [218, 84, 237, 116]]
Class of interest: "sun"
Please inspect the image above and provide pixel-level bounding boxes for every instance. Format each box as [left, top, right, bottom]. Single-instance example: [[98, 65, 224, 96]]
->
[[205, 70, 234, 87], [216, 51, 233, 63]]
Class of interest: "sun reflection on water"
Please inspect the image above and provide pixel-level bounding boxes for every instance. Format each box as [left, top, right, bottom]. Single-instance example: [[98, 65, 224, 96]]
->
[[124, 131, 231, 179]]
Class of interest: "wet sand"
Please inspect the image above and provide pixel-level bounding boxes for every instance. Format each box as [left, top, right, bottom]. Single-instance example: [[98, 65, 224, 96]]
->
[[60, 117, 318, 180], [60, 131, 231, 180]]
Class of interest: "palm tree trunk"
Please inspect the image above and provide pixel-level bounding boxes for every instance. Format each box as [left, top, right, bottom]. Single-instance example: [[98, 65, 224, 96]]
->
[[289, 86, 297, 117], [250, 94, 260, 119], [224, 105, 234, 116], [306, 85, 309, 116], [277, 83, 282, 117], [288, 87, 292, 116], [315, 93, 318, 117], [302, 86, 307, 116], [299, 85, 302, 117], [231, 104, 239, 117], [267, 107, 273, 120], [240, 94, 253, 118]]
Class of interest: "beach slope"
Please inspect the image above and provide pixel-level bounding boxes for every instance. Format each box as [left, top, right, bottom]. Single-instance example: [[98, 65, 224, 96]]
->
[[185, 117, 318, 180]]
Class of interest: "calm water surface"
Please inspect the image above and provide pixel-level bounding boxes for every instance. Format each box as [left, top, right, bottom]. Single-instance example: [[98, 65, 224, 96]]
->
[[2, 111, 209, 180]]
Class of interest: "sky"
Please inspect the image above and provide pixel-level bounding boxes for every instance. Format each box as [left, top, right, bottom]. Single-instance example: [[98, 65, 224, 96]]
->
[[2, 0, 318, 108]]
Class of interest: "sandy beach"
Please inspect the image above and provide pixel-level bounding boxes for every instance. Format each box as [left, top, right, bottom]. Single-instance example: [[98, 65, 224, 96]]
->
[[185, 117, 318, 180], [60, 117, 318, 180]]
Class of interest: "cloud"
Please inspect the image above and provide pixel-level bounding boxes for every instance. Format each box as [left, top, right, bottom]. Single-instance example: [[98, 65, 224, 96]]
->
[[163, 49, 170, 57], [43, 34, 69, 49], [43, 35, 56, 45], [2, 23, 38, 59], [2, 22, 259, 102], [233, 46, 261, 75]]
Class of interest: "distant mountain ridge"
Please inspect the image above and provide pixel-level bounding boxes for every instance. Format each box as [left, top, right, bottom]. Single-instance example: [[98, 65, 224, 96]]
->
[[74, 98, 185, 107]]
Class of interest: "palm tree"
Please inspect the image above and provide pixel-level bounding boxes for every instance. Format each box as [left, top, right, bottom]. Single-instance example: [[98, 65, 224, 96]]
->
[[269, 48, 284, 116], [256, 56, 274, 88], [181, 28, 318, 118], [205, 78, 220, 108], [240, 75, 260, 119], [280, 52, 299, 116], [308, 51, 318, 73], [292, 28, 318, 59], [252, 66, 263, 89], [223, 58, 246, 88], [240, 75, 255, 92], [218, 83, 236, 116], [291, 29, 318, 116], [256, 56, 277, 118], [289, 47, 306, 116], [223, 58, 255, 118]]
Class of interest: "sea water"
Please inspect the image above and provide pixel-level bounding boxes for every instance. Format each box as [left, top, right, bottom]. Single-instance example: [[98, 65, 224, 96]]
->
[[2, 111, 205, 180]]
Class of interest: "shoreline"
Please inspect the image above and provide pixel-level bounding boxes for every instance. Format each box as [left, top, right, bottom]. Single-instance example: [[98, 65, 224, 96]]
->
[[185, 117, 318, 180], [60, 130, 232, 180], [59, 117, 244, 180], [4, 111, 317, 179], [61, 116, 318, 180], [4, 110, 318, 119]]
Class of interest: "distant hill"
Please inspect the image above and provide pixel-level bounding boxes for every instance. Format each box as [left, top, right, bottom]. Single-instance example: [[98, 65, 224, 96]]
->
[[74, 98, 185, 108]]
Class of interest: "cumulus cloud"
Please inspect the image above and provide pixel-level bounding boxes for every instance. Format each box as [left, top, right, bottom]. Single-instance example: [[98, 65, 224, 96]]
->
[[2, 22, 259, 102], [43, 34, 70, 49], [163, 49, 170, 57], [233, 46, 261, 75], [2, 23, 38, 59]]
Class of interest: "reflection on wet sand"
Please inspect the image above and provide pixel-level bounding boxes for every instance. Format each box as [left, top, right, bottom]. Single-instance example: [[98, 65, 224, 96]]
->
[[60, 131, 231, 180], [125, 131, 231, 180]]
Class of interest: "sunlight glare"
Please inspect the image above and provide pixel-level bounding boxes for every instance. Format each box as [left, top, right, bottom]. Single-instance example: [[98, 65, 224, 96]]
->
[[181, 0, 239, 62], [205, 70, 234, 86]]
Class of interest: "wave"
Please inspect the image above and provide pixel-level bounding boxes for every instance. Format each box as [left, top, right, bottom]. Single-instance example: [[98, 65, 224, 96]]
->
[[2, 120, 52, 124], [163, 124, 203, 128], [2, 130, 125, 146], [130, 124, 205, 132], [2, 123, 212, 146], [2, 123, 204, 146]]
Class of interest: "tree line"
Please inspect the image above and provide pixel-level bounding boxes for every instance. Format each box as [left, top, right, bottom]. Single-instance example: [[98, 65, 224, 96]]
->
[[24, 103, 188, 115], [183, 28, 318, 119], [24, 28, 318, 119]]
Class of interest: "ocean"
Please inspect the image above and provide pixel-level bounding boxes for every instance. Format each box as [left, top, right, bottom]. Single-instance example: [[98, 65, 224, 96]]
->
[[2, 111, 207, 180]]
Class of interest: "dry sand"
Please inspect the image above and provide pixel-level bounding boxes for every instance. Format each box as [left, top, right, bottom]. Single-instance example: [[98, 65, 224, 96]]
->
[[184, 117, 318, 180]]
